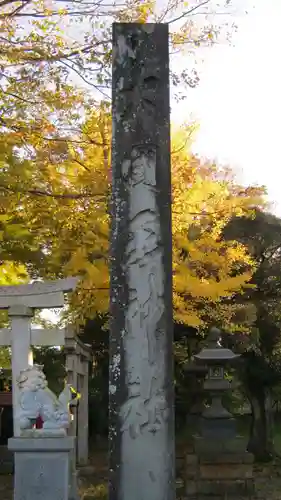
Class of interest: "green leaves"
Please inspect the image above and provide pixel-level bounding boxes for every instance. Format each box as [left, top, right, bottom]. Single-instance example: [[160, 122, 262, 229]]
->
[[3, 223, 30, 239]]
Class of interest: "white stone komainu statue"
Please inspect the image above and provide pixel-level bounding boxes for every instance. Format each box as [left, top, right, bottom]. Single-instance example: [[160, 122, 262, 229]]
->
[[15, 364, 78, 436]]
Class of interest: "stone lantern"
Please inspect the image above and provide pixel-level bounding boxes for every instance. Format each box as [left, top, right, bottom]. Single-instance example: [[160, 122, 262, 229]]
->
[[194, 326, 240, 439], [185, 327, 254, 500]]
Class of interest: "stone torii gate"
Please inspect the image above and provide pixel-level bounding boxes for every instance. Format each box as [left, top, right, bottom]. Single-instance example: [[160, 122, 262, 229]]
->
[[0, 277, 91, 465], [64, 329, 92, 465]]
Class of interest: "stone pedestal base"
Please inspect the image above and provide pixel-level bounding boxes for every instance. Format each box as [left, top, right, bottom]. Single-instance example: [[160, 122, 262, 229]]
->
[[185, 436, 254, 499], [8, 436, 79, 500]]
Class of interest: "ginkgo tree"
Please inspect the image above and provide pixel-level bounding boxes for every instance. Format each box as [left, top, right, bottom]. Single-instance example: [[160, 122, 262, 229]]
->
[[0, 106, 267, 331], [0, 222, 29, 365], [0, 105, 110, 322], [171, 127, 266, 331], [0, 0, 234, 215], [0, 0, 229, 270], [0, 0, 240, 327]]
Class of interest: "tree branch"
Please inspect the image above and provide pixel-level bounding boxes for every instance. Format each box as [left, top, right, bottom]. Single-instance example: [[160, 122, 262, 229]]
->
[[0, 41, 107, 64], [60, 59, 110, 99], [72, 157, 91, 173], [1, 89, 40, 105], [0, 183, 106, 200], [167, 0, 211, 24], [2, 7, 113, 17], [0, 0, 20, 7]]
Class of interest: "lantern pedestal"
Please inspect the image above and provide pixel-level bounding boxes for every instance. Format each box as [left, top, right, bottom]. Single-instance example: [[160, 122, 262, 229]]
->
[[185, 328, 254, 499], [199, 379, 237, 439], [186, 439, 255, 499], [200, 414, 237, 439]]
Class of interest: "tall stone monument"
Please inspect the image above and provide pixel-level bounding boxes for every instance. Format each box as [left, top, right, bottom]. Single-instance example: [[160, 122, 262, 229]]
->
[[109, 23, 175, 500]]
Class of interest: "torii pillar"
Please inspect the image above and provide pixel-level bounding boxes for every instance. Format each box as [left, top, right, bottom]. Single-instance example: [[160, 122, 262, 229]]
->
[[109, 23, 175, 500], [0, 277, 78, 436]]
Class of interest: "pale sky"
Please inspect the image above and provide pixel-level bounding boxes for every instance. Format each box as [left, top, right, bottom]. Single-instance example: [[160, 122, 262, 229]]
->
[[172, 0, 281, 214]]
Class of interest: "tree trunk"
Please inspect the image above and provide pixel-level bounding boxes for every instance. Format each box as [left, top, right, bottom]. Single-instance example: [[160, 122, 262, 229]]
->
[[247, 386, 274, 461]]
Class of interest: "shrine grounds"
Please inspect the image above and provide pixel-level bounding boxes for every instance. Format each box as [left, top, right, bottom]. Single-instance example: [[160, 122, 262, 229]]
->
[[1, 427, 281, 500]]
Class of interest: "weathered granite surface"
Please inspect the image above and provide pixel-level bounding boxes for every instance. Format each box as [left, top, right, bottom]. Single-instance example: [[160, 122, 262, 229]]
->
[[8, 436, 78, 500], [109, 22, 174, 500], [185, 437, 254, 499]]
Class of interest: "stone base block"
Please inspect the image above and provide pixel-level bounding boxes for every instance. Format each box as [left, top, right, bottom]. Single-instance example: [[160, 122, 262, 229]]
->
[[200, 416, 237, 440], [186, 478, 255, 498], [185, 439, 255, 499], [200, 453, 254, 465], [186, 479, 254, 500], [200, 463, 253, 480], [194, 435, 248, 454], [8, 436, 77, 500]]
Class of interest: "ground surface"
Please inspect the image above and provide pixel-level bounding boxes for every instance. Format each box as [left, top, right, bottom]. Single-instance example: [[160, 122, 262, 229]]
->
[[1, 446, 281, 500]]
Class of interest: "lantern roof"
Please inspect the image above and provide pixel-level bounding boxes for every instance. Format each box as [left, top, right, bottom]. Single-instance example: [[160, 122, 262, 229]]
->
[[194, 327, 240, 365]]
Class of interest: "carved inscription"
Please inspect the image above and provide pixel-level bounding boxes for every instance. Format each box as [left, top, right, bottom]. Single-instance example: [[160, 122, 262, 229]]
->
[[120, 147, 169, 438], [114, 30, 160, 136]]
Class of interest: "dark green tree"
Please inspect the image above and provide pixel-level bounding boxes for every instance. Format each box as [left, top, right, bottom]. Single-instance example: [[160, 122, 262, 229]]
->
[[224, 209, 281, 461]]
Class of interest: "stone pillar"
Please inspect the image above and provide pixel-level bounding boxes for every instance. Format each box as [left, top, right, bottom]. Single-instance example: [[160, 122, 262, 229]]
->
[[8, 436, 75, 500], [77, 359, 89, 465], [65, 331, 91, 467], [109, 23, 174, 500], [66, 351, 78, 442], [9, 305, 33, 436]]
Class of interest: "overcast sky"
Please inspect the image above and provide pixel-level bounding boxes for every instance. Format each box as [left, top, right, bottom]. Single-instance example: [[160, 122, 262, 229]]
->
[[172, 0, 281, 214]]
